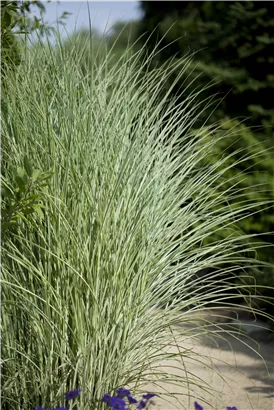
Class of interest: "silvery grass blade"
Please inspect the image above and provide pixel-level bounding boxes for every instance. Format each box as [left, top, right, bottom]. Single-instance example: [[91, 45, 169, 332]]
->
[[1, 27, 273, 410]]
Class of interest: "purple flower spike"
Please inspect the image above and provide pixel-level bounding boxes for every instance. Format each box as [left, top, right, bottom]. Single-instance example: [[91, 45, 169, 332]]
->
[[142, 393, 156, 400], [226, 407, 238, 410], [137, 400, 147, 409], [109, 396, 127, 409], [65, 389, 82, 401], [194, 402, 204, 410], [116, 388, 131, 398], [128, 395, 138, 404], [102, 394, 112, 404], [35, 407, 48, 410]]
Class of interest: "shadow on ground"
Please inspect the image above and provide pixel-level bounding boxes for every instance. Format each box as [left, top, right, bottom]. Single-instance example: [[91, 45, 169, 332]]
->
[[176, 309, 274, 400]]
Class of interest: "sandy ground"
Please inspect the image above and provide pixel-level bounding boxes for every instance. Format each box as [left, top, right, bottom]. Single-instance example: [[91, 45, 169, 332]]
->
[[143, 313, 274, 410]]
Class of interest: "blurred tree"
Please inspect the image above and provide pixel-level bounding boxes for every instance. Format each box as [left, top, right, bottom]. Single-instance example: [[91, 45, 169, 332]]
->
[[201, 119, 274, 247], [138, 1, 274, 144], [107, 20, 140, 49]]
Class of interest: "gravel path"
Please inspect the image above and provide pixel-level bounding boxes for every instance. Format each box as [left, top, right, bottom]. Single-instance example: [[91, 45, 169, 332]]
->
[[144, 314, 274, 410]]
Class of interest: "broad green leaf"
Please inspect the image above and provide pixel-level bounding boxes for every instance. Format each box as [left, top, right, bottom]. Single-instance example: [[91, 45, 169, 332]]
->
[[23, 156, 33, 177], [33, 205, 44, 219], [16, 167, 26, 179], [2, 9, 12, 28], [32, 169, 42, 182]]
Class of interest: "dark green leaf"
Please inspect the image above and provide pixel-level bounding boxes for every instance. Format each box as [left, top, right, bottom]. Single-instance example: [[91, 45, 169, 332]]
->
[[1, 186, 13, 198], [15, 176, 26, 193]]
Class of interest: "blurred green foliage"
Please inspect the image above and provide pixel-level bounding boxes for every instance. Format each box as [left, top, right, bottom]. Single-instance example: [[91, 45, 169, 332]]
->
[[60, 21, 141, 78], [1, 156, 53, 238], [200, 120, 274, 292], [107, 20, 140, 53], [138, 1, 274, 143], [203, 119, 274, 237]]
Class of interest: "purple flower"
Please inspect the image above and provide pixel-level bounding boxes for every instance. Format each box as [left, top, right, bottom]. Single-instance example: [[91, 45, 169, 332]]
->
[[194, 402, 204, 410], [109, 396, 127, 410], [116, 387, 140, 405], [35, 407, 47, 410], [65, 389, 82, 401], [137, 400, 147, 409], [128, 396, 138, 404], [102, 389, 156, 410], [116, 388, 131, 398], [226, 407, 238, 410], [142, 393, 156, 400], [102, 394, 112, 405]]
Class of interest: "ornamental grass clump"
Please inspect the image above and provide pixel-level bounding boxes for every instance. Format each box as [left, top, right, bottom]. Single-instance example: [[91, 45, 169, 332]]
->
[[1, 28, 273, 409]]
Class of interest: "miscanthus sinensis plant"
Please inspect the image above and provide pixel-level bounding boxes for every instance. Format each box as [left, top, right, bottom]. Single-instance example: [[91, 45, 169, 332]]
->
[[1, 30, 273, 409]]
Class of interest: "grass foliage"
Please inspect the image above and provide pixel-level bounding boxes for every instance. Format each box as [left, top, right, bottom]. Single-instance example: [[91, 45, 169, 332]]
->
[[1, 32, 273, 409]]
